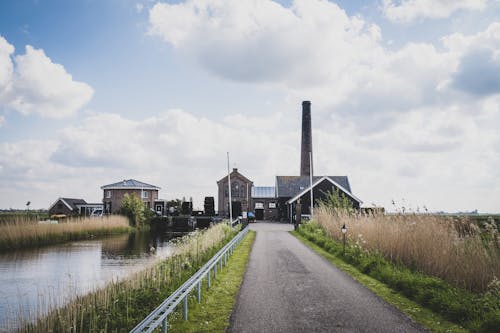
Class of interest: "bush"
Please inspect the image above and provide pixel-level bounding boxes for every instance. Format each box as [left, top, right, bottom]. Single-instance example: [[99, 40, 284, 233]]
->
[[120, 193, 146, 227]]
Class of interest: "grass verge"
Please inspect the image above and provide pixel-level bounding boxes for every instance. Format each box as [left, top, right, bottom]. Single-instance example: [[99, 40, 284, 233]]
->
[[167, 230, 255, 332], [292, 223, 500, 333]]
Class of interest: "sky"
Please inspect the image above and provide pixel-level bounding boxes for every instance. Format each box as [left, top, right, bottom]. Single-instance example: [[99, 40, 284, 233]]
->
[[0, 0, 499, 213]]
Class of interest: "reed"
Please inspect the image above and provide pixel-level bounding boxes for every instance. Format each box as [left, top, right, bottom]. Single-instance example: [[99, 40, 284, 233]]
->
[[315, 205, 499, 292], [0, 215, 131, 252], [18, 223, 235, 332]]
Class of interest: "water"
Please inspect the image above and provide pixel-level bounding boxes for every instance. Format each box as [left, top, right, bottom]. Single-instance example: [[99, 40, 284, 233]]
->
[[0, 230, 187, 331]]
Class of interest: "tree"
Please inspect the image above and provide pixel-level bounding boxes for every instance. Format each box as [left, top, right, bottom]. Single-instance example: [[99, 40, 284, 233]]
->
[[318, 188, 355, 215], [120, 193, 146, 227]]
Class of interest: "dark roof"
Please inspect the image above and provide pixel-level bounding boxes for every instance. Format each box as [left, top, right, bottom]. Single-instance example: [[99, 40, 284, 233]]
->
[[62, 198, 87, 210], [276, 176, 351, 198], [286, 176, 362, 204], [47, 198, 87, 211], [251, 186, 276, 198], [101, 179, 161, 190]]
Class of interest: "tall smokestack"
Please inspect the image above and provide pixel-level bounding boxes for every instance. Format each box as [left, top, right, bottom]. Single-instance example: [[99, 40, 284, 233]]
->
[[300, 101, 313, 177]]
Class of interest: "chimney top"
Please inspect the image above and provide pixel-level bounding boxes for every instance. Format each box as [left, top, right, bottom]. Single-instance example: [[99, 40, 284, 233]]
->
[[302, 100, 311, 106], [232, 168, 238, 173]]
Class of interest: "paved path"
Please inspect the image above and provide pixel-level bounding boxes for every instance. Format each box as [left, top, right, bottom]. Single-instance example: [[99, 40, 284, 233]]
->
[[229, 222, 426, 333]]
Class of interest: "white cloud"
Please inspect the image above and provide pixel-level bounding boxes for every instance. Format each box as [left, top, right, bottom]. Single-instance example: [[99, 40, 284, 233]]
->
[[149, 0, 383, 89], [382, 0, 487, 23], [148, 0, 499, 125], [0, 115, 4, 127], [0, 35, 93, 118], [1, 105, 499, 213]]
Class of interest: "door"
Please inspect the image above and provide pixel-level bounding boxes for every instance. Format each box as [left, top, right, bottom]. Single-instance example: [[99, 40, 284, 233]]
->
[[255, 209, 264, 220], [232, 201, 242, 217]]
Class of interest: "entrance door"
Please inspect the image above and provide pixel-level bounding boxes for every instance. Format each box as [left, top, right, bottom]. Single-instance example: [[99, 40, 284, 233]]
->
[[231, 201, 242, 217], [255, 209, 264, 220]]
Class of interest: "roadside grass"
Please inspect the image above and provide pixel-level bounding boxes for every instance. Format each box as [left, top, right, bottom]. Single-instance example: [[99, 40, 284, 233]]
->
[[292, 223, 500, 333], [168, 230, 255, 332], [0, 215, 132, 252], [19, 224, 237, 332]]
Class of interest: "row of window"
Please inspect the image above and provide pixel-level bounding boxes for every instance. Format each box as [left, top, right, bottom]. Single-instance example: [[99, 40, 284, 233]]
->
[[255, 202, 276, 209], [105, 190, 149, 199], [224, 182, 248, 198]]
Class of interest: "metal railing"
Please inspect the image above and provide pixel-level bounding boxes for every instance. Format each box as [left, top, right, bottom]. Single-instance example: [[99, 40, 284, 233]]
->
[[130, 226, 249, 333], [231, 217, 241, 228]]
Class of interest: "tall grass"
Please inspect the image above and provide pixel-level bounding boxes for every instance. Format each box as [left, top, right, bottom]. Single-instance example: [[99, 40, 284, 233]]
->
[[18, 223, 235, 332], [0, 216, 131, 252], [315, 205, 499, 292]]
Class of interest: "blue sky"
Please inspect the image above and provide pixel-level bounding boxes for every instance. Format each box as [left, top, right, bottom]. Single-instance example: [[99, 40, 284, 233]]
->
[[1, 0, 499, 212]]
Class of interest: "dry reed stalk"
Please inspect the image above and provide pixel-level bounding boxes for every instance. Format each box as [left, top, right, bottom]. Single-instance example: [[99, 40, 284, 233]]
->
[[315, 205, 499, 292], [0, 216, 130, 251]]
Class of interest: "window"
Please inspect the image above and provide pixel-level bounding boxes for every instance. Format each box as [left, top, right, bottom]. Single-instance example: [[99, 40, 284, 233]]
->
[[142, 190, 148, 199], [255, 202, 264, 209], [106, 191, 111, 198], [269, 202, 276, 209]]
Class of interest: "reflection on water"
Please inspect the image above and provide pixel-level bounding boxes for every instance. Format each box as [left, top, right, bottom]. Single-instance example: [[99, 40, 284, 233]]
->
[[0, 230, 187, 331]]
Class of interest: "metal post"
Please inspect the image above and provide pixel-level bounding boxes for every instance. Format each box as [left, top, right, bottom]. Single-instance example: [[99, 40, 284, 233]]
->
[[343, 233, 346, 256], [183, 296, 188, 320], [197, 281, 201, 303], [162, 318, 167, 333], [207, 270, 211, 288], [214, 263, 217, 278]]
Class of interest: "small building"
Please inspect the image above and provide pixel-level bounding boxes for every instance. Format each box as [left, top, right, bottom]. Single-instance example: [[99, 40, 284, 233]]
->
[[48, 198, 87, 217], [251, 186, 278, 220], [101, 179, 160, 214], [284, 176, 362, 222]]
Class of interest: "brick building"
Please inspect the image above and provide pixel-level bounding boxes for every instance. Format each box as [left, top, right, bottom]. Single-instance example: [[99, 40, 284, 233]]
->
[[217, 168, 253, 218], [101, 179, 160, 214]]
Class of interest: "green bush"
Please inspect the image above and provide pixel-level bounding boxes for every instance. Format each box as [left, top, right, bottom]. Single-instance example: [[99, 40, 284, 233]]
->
[[297, 222, 500, 332]]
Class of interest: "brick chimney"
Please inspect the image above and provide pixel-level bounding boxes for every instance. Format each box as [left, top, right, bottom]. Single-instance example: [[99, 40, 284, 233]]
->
[[300, 101, 313, 177]]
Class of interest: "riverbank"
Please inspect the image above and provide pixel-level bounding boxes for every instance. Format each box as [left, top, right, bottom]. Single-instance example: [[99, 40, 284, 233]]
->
[[0, 216, 131, 252], [294, 222, 499, 332], [18, 223, 237, 332]]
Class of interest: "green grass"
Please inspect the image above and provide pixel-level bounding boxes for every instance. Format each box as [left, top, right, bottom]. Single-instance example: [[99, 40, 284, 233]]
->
[[167, 230, 255, 332], [292, 223, 500, 333]]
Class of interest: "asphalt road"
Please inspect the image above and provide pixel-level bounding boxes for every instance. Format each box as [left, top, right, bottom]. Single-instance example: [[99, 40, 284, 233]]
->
[[228, 222, 426, 333]]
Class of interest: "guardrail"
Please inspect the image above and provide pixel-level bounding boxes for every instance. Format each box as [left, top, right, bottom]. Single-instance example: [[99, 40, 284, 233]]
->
[[130, 226, 249, 333], [231, 217, 241, 228]]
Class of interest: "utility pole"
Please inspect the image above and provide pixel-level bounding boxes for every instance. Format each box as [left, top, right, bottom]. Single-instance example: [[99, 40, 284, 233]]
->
[[227, 152, 233, 224]]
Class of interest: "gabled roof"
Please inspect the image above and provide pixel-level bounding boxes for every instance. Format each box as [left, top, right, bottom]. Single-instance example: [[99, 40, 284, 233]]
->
[[49, 198, 87, 211], [251, 186, 276, 198], [276, 175, 351, 197], [101, 179, 161, 190], [286, 176, 362, 205], [217, 168, 253, 184]]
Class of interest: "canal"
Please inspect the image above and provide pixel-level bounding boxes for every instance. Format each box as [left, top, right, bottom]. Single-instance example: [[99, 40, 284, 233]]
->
[[0, 229, 187, 331]]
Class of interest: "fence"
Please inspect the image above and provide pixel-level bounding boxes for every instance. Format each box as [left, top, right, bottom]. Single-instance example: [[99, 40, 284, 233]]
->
[[130, 224, 249, 333]]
